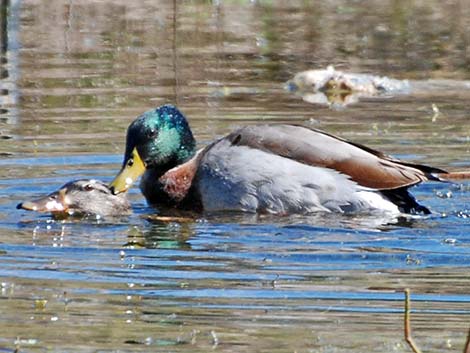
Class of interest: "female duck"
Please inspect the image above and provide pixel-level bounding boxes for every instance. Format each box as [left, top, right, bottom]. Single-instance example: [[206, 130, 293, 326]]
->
[[110, 105, 447, 215], [18, 179, 131, 218]]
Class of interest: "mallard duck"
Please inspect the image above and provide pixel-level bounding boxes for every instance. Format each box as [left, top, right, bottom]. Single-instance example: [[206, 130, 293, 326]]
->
[[17, 179, 131, 217], [109, 104, 448, 215]]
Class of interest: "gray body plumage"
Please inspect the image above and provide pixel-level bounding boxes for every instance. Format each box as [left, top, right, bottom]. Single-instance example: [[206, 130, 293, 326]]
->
[[195, 135, 399, 214]]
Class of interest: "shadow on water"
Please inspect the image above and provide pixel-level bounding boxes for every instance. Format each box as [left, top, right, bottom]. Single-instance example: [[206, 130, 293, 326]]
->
[[0, 1, 469, 352]]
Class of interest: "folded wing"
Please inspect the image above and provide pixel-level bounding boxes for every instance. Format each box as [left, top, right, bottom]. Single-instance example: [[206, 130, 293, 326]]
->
[[224, 124, 446, 190]]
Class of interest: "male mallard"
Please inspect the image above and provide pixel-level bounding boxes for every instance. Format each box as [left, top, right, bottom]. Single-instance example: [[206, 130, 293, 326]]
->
[[17, 179, 131, 217], [110, 104, 448, 215]]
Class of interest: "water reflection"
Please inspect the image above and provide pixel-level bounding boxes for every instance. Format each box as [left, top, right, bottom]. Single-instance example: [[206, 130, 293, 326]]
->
[[126, 219, 195, 250], [1, 1, 470, 352]]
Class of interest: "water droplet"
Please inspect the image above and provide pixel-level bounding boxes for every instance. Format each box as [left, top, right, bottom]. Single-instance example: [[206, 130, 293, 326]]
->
[[436, 190, 452, 198]]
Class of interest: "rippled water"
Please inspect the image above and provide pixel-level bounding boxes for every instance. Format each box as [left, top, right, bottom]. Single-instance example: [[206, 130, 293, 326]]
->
[[1, 1, 470, 352]]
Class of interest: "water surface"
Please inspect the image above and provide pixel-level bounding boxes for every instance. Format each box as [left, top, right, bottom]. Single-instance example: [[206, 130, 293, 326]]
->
[[1, 1, 470, 352]]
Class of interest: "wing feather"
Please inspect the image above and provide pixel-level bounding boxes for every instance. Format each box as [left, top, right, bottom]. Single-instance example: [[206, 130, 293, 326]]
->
[[223, 124, 445, 190]]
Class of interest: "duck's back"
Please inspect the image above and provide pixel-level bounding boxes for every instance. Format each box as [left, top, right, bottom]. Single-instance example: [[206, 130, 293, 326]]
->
[[194, 125, 402, 214], [212, 124, 440, 190]]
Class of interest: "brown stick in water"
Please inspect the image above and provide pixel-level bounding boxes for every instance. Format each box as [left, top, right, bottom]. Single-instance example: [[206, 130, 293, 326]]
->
[[464, 328, 470, 353], [404, 289, 423, 353], [404, 289, 470, 353]]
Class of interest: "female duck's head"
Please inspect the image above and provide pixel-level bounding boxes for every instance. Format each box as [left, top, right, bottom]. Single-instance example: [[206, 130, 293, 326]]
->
[[17, 179, 131, 218], [110, 105, 196, 194]]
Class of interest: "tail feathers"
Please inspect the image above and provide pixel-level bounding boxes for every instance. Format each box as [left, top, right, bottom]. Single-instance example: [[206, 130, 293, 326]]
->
[[380, 187, 431, 215]]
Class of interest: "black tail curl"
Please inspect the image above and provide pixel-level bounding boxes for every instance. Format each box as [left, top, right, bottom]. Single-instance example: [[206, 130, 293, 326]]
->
[[380, 187, 431, 215]]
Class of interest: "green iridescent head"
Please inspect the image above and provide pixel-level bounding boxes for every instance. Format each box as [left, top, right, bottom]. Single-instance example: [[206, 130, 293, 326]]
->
[[110, 105, 196, 194]]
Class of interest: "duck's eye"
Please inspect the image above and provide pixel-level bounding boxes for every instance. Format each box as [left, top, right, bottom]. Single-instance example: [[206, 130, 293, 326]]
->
[[83, 184, 94, 191], [50, 194, 58, 200], [146, 128, 158, 139], [127, 158, 134, 167]]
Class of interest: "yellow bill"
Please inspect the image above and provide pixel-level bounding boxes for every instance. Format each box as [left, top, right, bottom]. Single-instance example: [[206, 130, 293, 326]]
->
[[110, 147, 146, 194]]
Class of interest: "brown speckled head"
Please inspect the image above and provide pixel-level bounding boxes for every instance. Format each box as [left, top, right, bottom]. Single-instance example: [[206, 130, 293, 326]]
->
[[17, 179, 131, 218]]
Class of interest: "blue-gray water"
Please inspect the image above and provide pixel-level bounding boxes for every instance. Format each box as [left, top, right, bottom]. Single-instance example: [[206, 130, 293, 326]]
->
[[1, 1, 470, 352]]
